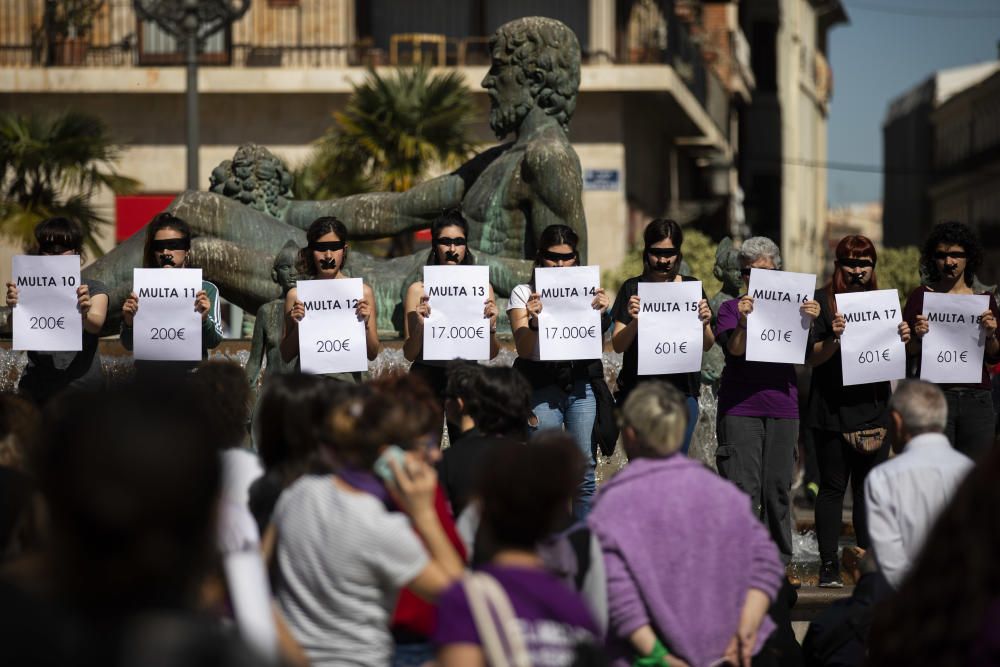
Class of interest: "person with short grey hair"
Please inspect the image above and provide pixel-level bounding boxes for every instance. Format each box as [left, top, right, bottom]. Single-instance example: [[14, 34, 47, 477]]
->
[[865, 379, 974, 588], [588, 381, 785, 666], [714, 236, 820, 566], [738, 236, 782, 270]]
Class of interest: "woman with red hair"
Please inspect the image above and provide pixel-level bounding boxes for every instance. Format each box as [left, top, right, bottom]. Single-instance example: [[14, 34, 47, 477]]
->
[[806, 236, 910, 587]]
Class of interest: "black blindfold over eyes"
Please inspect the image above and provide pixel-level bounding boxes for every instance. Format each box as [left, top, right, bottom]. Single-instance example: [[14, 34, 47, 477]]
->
[[646, 247, 679, 258], [435, 237, 467, 247], [838, 257, 874, 269], [309, 241, 346, 252], [39, 243, 73, 255], [933, 251, 967, 260], [151, 238, 191, 251], [541, 250, 577, 262]]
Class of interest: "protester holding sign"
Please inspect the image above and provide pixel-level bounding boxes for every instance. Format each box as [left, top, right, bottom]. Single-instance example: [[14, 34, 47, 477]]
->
[[280, 217, 380, 382], [120, 213, 223, 376], [5, 218, 109, 404], [715, 236, 820, 565], [507, 225, 610, 520], [610, 219, 713, 454], [903, 222, 1000, 459], [402, 209, 499, 398], [805, 235, 910, 587]]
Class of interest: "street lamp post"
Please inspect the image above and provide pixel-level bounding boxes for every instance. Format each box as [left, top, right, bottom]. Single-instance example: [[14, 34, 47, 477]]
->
[[134, 0, 251, 191]]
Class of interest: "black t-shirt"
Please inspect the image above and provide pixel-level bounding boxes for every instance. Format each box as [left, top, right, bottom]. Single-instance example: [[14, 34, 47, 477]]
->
[[20, 278, 108, 403], [805, 288, 891, 432], [437, 428, 521, 518], [611, 275, 702, 398]]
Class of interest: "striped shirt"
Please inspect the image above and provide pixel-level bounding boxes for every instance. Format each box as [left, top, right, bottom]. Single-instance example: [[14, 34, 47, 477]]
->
[[272, 475, 429, 666]]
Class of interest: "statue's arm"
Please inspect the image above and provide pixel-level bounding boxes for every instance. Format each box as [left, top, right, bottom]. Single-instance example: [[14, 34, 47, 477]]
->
[[523, 142, 587, 262], [284, 144, 507, 237]]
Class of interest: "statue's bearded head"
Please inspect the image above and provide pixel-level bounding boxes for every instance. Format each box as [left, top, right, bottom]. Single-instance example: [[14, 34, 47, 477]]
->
[[209, 144, 294, 220], [483, 17, 581, 140]]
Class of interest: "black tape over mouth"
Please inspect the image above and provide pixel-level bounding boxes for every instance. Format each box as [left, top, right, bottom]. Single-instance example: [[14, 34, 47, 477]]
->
[[319, 259, 338, 270], [847, 272, 866, 284], [444, 251, 462, 263], [158, 254, 176, 267]]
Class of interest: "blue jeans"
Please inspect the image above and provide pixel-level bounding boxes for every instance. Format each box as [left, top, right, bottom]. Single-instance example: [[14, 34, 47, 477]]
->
[[530, 379, 597, 520]]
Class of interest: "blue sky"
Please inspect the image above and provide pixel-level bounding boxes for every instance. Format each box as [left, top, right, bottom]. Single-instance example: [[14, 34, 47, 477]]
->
[[827, 1, 1000, 205]]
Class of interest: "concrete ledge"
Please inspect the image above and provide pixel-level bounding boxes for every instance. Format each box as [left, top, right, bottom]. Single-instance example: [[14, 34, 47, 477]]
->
[[791, 585, 853, 622]]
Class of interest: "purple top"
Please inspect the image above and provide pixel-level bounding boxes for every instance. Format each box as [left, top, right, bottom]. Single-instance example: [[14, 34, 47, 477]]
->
[[715, 298, 799, 418], [433, 564, 599, 666], [588, 455, 784, 667]]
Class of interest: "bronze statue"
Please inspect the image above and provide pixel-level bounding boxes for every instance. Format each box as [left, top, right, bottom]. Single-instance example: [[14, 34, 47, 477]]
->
[[701, 237, 742, 384], [244, 240, 298, 387], [81, 17, 587, 336]]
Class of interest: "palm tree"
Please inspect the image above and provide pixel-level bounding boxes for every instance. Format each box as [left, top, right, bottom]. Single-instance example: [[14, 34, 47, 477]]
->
[[0, 111, 139, 257], [294, 66, 477, 255]]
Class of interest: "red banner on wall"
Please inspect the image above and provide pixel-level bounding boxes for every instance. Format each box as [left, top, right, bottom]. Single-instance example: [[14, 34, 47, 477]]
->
[[115, 194, 177, 242]]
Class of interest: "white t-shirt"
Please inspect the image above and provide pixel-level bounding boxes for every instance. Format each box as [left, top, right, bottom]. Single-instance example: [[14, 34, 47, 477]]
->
[[507, 283, 540, 360], [220, 447, 264, 506], [273, 475, 429, 667]]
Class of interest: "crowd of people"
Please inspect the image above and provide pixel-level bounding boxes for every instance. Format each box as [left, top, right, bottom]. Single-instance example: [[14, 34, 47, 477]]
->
[[1, 211, 999, 667]]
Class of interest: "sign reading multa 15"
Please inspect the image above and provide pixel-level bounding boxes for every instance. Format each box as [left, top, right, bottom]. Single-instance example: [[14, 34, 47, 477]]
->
[[583, 169, 620, 192]]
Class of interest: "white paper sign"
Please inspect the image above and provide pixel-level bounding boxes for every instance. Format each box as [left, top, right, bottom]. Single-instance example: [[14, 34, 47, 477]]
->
[[836, 289, 906, 386], [133, 268, 202, 361], [536, 265, 603, 361], [297, 278, 368, 374], [920, 292, 989, 384], [12, 255, 83, 352], [745, 268, 816, 364], [637, 281, 703, 375], [423, 265, 491, 361]]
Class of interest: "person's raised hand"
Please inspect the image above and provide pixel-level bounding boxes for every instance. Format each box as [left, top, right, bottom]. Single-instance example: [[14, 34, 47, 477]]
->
[[5, 282, 18, 308], [122, 291, 139, 326]]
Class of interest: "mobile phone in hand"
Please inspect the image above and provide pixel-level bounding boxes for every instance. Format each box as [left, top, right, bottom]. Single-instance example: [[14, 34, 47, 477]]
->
[[373, 445, 407, 486]]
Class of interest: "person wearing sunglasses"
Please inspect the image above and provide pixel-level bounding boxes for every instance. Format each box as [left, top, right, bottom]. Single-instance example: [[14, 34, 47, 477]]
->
[[280, 216, 381, 381], [121, 212, 223, 376], [507, 224, 610, 520], [609, 218, 714, 455], [903, 221, 999, 459], [403, 208, 499, 400], [5, 218, 109, 404], [806, 235, 910, 588], [714, 236, 820, 567]]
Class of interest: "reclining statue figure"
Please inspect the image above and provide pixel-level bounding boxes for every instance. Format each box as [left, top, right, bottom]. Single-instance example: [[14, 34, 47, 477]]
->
[[82, 16, 587, 335]]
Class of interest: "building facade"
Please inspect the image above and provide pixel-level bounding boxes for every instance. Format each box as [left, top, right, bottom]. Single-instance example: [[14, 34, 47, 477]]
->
[[740, 0, 845, 273]]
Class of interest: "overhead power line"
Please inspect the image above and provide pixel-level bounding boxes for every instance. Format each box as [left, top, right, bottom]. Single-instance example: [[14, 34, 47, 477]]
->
[[846, 2, 1000, 19]]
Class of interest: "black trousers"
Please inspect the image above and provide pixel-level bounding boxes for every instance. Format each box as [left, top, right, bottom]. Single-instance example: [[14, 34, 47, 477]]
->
[[943, 387, 996, 461], [813, 429, 889, 563]]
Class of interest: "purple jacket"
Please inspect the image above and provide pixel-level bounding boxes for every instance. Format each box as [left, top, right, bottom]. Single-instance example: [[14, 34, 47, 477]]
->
[[588, 455, 784, 667]]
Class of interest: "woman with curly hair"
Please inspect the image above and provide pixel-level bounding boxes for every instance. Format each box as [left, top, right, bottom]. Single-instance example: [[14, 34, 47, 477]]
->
[[903, 221, 1000, 459], [866, 444, 1000, 667]]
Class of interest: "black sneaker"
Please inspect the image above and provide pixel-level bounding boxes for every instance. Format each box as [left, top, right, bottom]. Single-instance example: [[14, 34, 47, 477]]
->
[[819, 560, 844, 588]]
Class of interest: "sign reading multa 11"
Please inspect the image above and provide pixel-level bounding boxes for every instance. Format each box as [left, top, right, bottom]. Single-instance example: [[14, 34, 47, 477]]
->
[[745, 268, 817, 364], [536, 265, 603, 361]]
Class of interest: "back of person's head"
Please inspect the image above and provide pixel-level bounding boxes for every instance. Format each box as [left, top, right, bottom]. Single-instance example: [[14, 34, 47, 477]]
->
[[868, 445, 1000, 667], [889, 379, 947, 436], [191, 360, 251, 450], [465, 366, 531, 440], [254, 373, 338, 481], [620, 381, 688, 458], [0, 393, 40, 471], [326, 374, 441, 470], [478, 433, 580, 552], [368, 372, 443, 452], [34, 381, 220, 613], [444, 361, 482, 422]]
